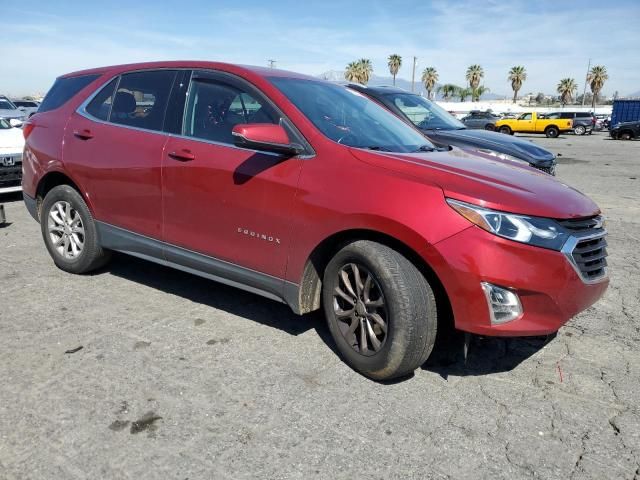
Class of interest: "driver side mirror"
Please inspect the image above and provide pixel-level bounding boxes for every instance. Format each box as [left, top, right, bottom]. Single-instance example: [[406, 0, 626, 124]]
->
[[9, 118, 23, 128], [232, 124, 303, 156]]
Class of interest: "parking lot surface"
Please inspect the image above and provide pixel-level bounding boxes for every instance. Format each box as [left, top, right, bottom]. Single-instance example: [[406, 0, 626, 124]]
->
[[1, 132, 639, 479]]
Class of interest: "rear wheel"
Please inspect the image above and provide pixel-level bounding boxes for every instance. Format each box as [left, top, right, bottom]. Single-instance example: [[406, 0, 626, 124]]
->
[[484, 123, 495, 131], [498, 126, 511, 135], [574, 125, 586, 135], [545, 126, 560, 138], [620, 131, 633, 140], [41, 185, 111, 274], [322, 240, 437, 380]]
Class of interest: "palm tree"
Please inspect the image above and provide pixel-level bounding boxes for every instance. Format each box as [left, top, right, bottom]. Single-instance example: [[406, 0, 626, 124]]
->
[[388, 54, 402, 86], [345, 61, 361, 83], [508, 66, 527, 104], [557, 78, 578, 106], [472, 85, 490, 102], [420, 67, 439, 99], [466, 64, 484, 90], [455, 86, 473, 102], [437, 84, 459, 101], [587, 65, 608, 108]]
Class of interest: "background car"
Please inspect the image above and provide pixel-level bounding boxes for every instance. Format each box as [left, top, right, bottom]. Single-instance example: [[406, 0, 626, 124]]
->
[[12, 100, 40, 118], [0, 96, 27, 123], [348, 84, 556, 174], [0, 117, 25, 194], [461, 110, 501, 130], [609, 120, 639, 140], [544, 111, 595, 135]]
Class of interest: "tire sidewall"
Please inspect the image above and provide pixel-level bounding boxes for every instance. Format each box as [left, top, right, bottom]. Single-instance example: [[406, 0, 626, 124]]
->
[[546, 127, 559, 138], [499, 126, 511, 135], [40, 185, 101, 273]]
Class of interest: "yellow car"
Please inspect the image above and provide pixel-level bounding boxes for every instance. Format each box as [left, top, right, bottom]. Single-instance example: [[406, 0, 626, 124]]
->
[[495, 112, 573, 138]]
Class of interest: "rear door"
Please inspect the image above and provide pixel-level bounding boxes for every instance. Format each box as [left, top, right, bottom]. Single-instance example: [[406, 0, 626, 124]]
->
[[161, 70, 305, 279], [63, 70, 177, 239]]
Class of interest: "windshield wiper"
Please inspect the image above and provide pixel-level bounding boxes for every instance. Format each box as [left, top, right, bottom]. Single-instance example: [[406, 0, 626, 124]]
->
[[414, 145, 437, 152], [364, 146, 392, 152]]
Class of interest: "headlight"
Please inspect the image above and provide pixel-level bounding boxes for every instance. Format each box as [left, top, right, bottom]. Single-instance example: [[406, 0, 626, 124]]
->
[[446, 198, 569, 250], [475, 149, 523, 164]]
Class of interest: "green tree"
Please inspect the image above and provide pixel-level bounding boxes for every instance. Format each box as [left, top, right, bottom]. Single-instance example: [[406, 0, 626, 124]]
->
[[466, 64, 484, 90], [345, 61, 361, 83], [455, 86, 473, 102], [587, 65, 609, 108], [388, 54, 402, 86], [420, 67, 439, 99], [344, 59, 374, 84], [472, 85, 490, 102], [508, 66, 527, 104], [557, 78, 578, 106], [437, 84, 459, 101]]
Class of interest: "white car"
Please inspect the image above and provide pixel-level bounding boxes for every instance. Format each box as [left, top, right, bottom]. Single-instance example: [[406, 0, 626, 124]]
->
[[0, 117, 25, 194], [0, 96, 27, 122], [12, 100, 40, 118]]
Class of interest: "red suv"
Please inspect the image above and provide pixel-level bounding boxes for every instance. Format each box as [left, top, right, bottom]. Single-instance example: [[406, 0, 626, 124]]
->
[[22, 62, 609, 380]]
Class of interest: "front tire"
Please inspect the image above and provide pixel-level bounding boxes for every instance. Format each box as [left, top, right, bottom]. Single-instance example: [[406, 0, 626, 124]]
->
[[322, 240, 437, 380], [498, 126, 511, 135], [545, 126, 560, 138], [620, 132, 633, 140], [41, 185, 111, 274]]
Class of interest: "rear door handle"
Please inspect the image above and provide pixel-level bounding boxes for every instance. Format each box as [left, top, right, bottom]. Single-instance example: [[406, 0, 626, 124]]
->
[[73, 129, 93, 140], [168, 150, 195, 162]]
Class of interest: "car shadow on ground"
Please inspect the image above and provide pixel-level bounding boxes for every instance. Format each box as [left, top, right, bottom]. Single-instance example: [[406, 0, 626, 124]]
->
[[102, 253, 553, 382]]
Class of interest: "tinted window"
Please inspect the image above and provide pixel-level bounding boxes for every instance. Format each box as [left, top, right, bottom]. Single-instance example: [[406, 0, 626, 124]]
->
[[546, 113, 561, 119], [109, 70, 176, 131], [14, 101, 38, 107], [39, 74, 100, 113], [85, 78, 118, 121], [575, 112, 592, 118], [183, 79, 277, 144], [389, 93, 464, 130], [272, 78, 434, 152], [0, 99, 17, 110], [0, 118, 10, 129]]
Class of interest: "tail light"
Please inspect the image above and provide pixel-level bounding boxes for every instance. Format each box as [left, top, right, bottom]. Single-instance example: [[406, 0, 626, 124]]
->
[[22, 122, 35, 140]]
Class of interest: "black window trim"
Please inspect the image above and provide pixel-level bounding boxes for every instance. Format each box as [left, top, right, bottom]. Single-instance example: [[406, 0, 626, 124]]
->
[[77, 67, 315, 158]]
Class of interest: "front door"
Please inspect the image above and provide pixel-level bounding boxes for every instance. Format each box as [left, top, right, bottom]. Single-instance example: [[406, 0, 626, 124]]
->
[[161, 71, 304, 279]]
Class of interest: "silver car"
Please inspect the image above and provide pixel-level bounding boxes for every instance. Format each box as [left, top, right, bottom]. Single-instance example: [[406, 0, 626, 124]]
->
[[0, 96, 26, 122]]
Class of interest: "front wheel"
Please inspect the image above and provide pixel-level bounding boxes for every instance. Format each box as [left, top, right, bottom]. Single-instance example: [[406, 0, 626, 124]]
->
[[41, 185, 111, 274], [574, 125, 586, 135], [545, 126, 560, 138], [322, 240, 437, 380], [498, 126, 511, 135], [620, 132, 632, 140]]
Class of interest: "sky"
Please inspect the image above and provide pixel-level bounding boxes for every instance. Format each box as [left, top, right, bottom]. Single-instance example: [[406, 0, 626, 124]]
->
[[1, 0, 639, 97]]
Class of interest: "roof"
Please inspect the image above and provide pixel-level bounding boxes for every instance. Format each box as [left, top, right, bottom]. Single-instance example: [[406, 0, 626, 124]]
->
[[60, 61, 317, 81]]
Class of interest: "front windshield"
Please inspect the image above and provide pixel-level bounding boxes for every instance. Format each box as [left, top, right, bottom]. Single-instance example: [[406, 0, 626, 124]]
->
[[0, 99, 18, 110], [270, 78, 435, 153], [386, 93, 465, 130], [0, 118, 11, 129]]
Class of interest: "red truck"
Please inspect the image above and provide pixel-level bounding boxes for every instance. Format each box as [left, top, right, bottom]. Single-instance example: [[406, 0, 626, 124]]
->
[[22, 62, 608, 379]]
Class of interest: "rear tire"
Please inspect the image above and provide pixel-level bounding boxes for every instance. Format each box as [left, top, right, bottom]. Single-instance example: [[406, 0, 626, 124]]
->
[[574, 125, 586, 135], [620, 131, 633, 140], [498, 126, 511, 135], [484, 124, 495, 131], [322, 240, 437, 380], [545, 126, 560, 138], [41, 185, 111, 274]]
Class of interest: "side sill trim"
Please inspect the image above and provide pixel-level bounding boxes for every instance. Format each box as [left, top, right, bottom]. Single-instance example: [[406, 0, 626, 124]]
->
[[95, 221, 300, 307]]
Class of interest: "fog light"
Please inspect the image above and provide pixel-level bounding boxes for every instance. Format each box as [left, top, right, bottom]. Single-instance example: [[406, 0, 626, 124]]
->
[[481, 282, 523, 325]]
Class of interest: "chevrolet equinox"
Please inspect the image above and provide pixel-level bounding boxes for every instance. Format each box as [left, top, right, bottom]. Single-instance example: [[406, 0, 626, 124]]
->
[[22, 62, 609, 379]]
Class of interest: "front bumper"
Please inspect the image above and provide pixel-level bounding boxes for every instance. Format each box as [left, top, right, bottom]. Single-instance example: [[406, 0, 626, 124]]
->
[[432, 226, 609, 336]]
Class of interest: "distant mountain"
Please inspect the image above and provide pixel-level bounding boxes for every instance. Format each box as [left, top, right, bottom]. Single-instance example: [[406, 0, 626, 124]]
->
[[317, 70, 503, 100]]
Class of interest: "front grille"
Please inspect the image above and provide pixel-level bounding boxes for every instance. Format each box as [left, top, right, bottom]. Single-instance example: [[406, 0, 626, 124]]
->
[[569, 235, 608, 282], [558, 215, 603, 231], [0, 160, 22, 189]]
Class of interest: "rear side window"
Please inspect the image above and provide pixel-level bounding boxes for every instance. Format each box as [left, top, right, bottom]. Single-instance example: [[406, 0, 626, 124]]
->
[[85, 78, 118, 121], [108, 70, 176, 131], [39, 74, 100, 113]]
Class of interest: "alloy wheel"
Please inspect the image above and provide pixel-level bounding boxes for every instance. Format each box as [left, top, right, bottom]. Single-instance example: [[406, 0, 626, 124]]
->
[[332, 263, 388, 356], [47, 201, 85, 259]]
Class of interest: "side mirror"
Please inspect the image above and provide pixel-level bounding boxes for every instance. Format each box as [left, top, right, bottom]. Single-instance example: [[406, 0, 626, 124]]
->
[[9, 118, 23, 128], [232, 124, 303, 156]]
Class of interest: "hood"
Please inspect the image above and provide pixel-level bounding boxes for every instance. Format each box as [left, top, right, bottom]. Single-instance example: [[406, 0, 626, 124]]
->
[[349, 146, 599, 219], [612, 120, 639, 128], [424, 128, 556, 166], [0, 127, 25, 153]]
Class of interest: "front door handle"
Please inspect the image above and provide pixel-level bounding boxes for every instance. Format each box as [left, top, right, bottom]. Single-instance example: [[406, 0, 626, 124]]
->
[[168, 150, 195, 162], [73, 129, 93, 140]]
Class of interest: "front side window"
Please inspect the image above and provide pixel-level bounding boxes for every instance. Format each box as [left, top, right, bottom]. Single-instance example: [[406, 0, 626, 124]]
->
[[39, 74, 100, 113], [388, 93, 464, 131], [271, 78, 436, 152], [183, 79, 277, 144], [519, 113, 532, 120], [108, 70, 176, 131]]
